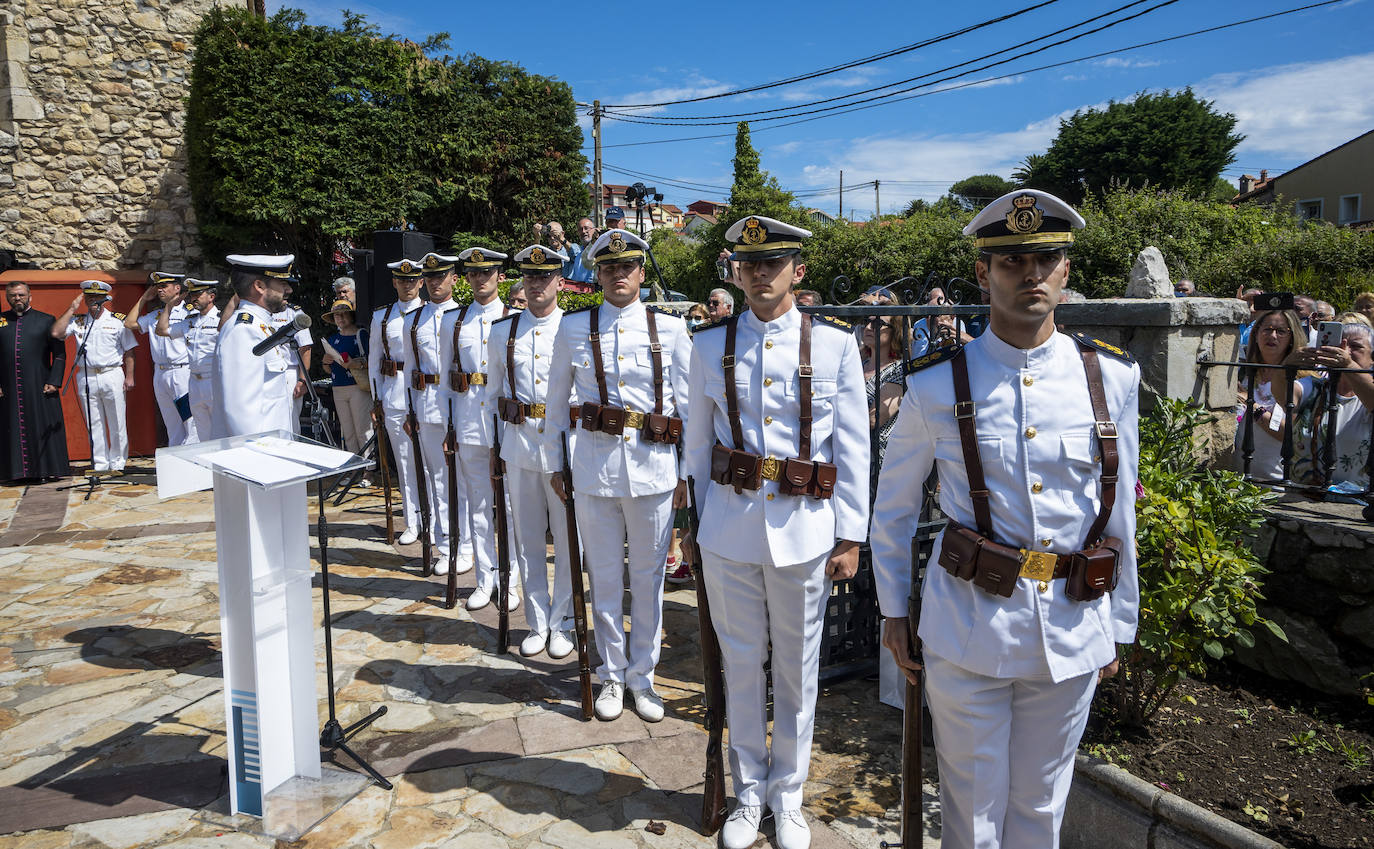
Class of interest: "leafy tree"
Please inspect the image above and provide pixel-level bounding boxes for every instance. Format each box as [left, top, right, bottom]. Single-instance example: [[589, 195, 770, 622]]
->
[[1035, 88, 1243, 203], [1012, 153, 1048, 188], [948, 174, 1016, 210], [900, 195, 962, 218]]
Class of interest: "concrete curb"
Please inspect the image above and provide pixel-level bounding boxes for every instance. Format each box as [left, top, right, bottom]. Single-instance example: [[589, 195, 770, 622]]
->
[[1063, 754, 1287, 849]]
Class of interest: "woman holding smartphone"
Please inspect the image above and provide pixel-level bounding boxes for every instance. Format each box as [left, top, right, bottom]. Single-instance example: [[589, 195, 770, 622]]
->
[[1236, 307, 1306, 483]]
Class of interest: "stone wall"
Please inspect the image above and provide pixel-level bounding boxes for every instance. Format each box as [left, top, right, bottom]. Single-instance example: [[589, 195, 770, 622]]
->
[[0, 0, 252, 272]]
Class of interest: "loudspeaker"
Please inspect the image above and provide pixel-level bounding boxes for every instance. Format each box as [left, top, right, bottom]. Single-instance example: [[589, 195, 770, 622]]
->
[[357, 230, 437, 331]]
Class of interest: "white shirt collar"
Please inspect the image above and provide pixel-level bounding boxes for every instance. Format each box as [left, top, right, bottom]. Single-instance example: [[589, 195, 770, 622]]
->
[[742, 304, 797, 334], [601, 297, 645, 321], [976, 326, 1065, 370]]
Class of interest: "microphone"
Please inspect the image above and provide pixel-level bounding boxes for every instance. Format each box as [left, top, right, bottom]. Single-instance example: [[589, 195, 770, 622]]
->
[[253, 313, 311, 356]]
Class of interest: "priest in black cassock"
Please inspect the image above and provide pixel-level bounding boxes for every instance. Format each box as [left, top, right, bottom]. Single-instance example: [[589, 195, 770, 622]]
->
[[0, 281, 69, 482]]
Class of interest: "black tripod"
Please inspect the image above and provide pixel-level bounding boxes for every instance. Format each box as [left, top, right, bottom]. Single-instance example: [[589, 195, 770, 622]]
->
[[57, 311, 115, 500]]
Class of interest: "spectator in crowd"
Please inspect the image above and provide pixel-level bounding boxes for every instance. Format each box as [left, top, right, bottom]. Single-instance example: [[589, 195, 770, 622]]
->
[[333, 276, 356, 306], [1354, 291, 1374, 326], [321, 299, 372, 478], [577, 217, 597, 247], [912, 286, 970, 357], [1338, 311, 1372, 328], [1235, 308, 1306, 482], [1294, 293, 1318, 345], [1237, 287, 1263, 352], [1290, 322, 1374, 490], [861, 304, 908, 465], [706, 288, 734, 321], [604, 206, 625, 231], [1313, 300, 1336, 323], [1174, 278, 1195, 297], [1, 281, 68, 482], [546, 221, 590, 285], [685, 302, 709, 331], [795, 289, 821, 307], [508, 281, 527, 311], [715, 249, 739, 286]]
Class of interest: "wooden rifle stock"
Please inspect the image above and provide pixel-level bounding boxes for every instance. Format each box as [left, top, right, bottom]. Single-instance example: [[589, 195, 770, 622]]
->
[[892, 537, 925, 848], [405, 388, 433, 576], [443, 398, 459, 609], [684, 476, 727, 834], [490, 414, 511, 654], [371, 381, 394, 545], [560, 431, 595, 720]]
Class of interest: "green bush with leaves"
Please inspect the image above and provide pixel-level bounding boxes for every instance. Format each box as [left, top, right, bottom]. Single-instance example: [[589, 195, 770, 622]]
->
[[1104, 399, 1285, 727]]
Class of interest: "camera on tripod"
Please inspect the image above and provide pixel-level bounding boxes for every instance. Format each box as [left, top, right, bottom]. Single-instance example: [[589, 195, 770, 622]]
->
[[624, 182, 663, 205]]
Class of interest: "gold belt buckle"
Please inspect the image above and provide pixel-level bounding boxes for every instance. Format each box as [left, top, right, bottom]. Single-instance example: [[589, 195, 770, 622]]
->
[[624, 410, 645, 430], [470, 372, 487, 385], [761, 456, 780, 482], [528, 402, 546, 419], [1019, 549, 1057, 582]]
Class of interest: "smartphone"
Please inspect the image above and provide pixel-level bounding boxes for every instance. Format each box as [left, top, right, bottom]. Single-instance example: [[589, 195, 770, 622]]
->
[[1318, 321, 1343, 348]]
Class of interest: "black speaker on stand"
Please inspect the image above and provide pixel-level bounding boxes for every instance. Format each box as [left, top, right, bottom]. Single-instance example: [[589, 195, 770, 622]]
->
[[357, 230, 437, 330]]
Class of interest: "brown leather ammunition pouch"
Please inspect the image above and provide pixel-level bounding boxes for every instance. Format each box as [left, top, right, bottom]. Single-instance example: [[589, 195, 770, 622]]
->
[[410, 370, 426, 391], [380, 359, 401, 378], [644, 412, 682, 445], [449, 370, 470, 393], [579, 402, 604, 432], [970, 540, 1024, 598], [778, 457, 815, 497], [937, 523, 981, 581], [1066, 536, 1123, 602], [811, 461, 838, 499], [498, 396, 525, 425], [710, 443, 733, 486], [599, 405, 626, 435]]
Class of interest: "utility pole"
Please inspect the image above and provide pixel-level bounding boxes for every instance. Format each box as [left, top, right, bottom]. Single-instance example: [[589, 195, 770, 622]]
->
[[839, 170, 843, 220], [592, 100, 603, 228], [874, 180, 880, 220]]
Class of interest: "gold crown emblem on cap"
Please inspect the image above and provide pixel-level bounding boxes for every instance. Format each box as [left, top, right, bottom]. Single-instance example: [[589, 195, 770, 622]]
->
[[1006, 194, 1044, 235], [608, 235, 626, 254], [530, 248, 546, 265], [741, 217, 768, 245], [468, 250, 484, 261], [425, 255, 438, 268], [400, 261, 415, 273]]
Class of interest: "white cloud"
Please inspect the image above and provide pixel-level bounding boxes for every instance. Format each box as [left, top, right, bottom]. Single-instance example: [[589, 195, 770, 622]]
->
[[1093, 56, 1163, 69], [1198, 52, 1374, 163], [604, 75, 740, 116]]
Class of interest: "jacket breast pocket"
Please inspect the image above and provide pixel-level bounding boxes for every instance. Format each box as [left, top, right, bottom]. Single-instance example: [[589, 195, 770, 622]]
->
[[935, 434, 1006, 485], [1059, 431, 1101, 510]]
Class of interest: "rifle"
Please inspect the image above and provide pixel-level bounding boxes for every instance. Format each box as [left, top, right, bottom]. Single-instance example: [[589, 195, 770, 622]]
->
[[443, 398, 459, 609], [371, 380, 394, 545], [490, 414, 511, 654], [883, 538, 925, 849], [560, 430, 594, 720], [683, 475, 727, 834], [405, 386, 433, 577]]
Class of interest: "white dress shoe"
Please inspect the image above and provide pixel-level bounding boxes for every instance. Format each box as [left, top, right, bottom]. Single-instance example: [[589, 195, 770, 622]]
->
[[721, 803, 762, 849], [594, 681, 624, 721], [500, 585, 521, 612], [547, 630, 574, 659], [433, 554, 450, 576], [520, 630, 547, 657], [455, 551, 474, 574], [397, 527, 419, 545], [466, 584, 493, 611], [628, 687, 664, 722], [774, 809, 810, 849]]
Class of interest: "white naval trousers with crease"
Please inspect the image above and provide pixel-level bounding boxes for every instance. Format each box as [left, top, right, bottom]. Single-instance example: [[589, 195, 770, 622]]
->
[[701, 549, 829, 812], [506, 465, 574, 635], [576, 491, 672, 692], [75, 367, 128, 471], [383, 412, 421, 532], [923, 650, 1098, 849], [418, 422, 450, 554], [457, 442, 503, 591], [153, 364, 194, 445], [187, 371, 215, 442]]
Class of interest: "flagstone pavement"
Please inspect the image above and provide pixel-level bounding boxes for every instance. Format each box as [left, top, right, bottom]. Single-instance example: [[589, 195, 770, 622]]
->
[[0, 460, 939, 848]]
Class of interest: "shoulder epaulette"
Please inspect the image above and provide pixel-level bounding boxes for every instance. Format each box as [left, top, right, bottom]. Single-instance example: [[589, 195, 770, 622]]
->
[[906, 345, 961, 373], [493, 313, 517, 324], [236, 312, 253, 324], [1071, 331, 1134, 363], [812, 313, 853, 331], [646, 304, 678, 317], [112, 312, 125, 320], [692, 315, 733, 334]]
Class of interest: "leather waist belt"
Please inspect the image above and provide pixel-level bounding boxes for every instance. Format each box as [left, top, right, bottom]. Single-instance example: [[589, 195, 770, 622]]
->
[[191, 371, 211, 380], [448, 371, 487, 392], [156, 362, 188, 370], [709, 442, 836, 499], [938, 520, 1123, 600], [410, 370, 440, 390], [379, 358, 404, 377], [87, 365, 121, 374], [575, 401, 681, 444], [497, 398, 547, 423]]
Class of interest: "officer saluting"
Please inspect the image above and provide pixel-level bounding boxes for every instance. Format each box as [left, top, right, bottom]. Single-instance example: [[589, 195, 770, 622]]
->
[[159, 278, 221, 441], [487, 244, 575, 658], [545, 229, 692, 723], [215, 255, 299, 438], [871, 190, 1141, 849], [51, 281, 138, 474], [682, 216, 870, 849], [368, 259, 426, 545]]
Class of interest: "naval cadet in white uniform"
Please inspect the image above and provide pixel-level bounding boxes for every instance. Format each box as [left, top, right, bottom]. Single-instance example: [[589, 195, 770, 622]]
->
[[403, 252, 463, 575], [215, 255, 299, 439], [545, 229, 693, 723], [126, 271, 196, 444], [368, 259, 426, 545], [51, 281, 138, 474], [871, 189, 1141, 849], [487, 244, 575, 659], [441, 246, 518, 612], [268, 300, 314, 434], [682, 216, 870, 849], [159, 278, 220, 441]]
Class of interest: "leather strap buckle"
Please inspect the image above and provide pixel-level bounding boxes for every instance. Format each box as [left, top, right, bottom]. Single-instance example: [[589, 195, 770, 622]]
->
[[955, 400, 976, 420], [721, 354, 735, 368], [624, 410, 646, 431], [798, 363, 813, 377], [1019, 549, 1058, 582], [1095, 420, 1118, 439], [761, 456, 781, 482]]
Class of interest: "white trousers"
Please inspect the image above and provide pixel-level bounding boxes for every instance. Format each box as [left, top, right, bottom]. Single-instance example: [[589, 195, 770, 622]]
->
[[702, 550, 829, 812], [576, 491, 672, 692], [188, 371, 215, 442], [75, 367, 127, 471], [153, 364, 194, 445], [418, 423, 450, 554], [507, 465, 574, 634], [382, 411, 420, 532], [333, 384, 373, 456], [458, 442, 502, 590], [924, 650, 1098, 849]]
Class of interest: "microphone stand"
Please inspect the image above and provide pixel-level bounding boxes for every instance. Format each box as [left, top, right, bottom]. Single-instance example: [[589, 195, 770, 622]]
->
[[286, 337, 337, 449], [57, 312, 111, 500]]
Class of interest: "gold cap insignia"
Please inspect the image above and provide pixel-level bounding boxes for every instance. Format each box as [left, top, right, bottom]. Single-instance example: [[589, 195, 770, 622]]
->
[[530, 248, 546, 265], [741, 217, 767, 245], [425, 255, 438, 269], [608, 235, 626, 254], [1006, 194, 1044, 235], [400, 261, 414, 273]]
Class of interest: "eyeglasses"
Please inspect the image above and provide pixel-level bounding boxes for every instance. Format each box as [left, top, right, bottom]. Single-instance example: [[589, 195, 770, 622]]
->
[[708, 299, 722, 306], [1257, 326, 1292, 337]]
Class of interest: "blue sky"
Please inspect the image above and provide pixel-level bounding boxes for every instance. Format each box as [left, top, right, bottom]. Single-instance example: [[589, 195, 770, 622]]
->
[[267, 0, 1374, 218]]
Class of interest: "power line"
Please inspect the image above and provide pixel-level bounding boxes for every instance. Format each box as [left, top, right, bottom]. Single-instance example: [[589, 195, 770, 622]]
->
[[601, 0, 1181, 127], [603, 0, 1162, 123], [601, 164, 733, 192], [601, 0, 1062, 109]]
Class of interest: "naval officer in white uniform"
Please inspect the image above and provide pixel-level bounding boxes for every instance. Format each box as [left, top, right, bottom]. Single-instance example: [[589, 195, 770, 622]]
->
[[404, 252, 462, 575], [871, 189, 1140, 849], [441, 246, 517, 612], [545, 229, 693, 723], [487, 244, 575, 659], [368, 259, 426, 545], [126, 271, 196, 444], [52, 281, 138, 474], [682, 216, 870, 849], [159, 278, 221, 441], [214, 255, 299, 439]]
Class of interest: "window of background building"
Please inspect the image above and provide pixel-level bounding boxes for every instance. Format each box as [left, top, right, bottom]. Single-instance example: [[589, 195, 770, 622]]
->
[[1339, 194, 1361, 225], [1297, 198, 1324, 221]]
